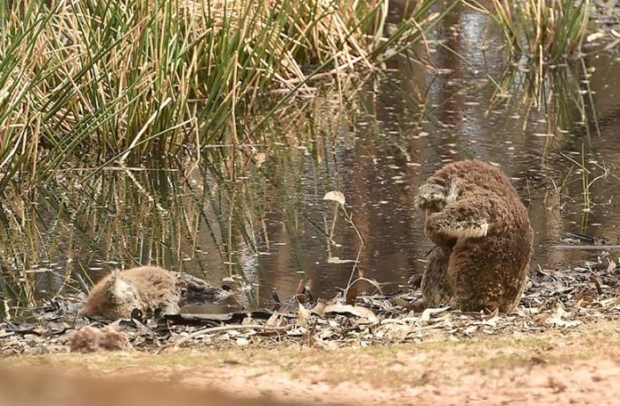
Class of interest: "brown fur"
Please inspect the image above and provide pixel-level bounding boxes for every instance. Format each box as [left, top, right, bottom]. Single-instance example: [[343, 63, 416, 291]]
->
[[78, 266, 180, 319], [415, 160, 533, 313], [69, 326, 130, 353], [68, 326, 100, 353]]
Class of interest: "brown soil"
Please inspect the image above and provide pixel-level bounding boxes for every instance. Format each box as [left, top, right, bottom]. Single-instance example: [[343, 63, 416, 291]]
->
[[3, 321, 620, 406]]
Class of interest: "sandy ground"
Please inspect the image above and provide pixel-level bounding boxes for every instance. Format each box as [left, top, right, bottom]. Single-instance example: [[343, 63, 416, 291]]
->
[[2, 321, 620, 405]]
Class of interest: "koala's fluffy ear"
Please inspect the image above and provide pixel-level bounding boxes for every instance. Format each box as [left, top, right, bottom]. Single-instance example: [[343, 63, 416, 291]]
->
[[415, 182, 447, 212]]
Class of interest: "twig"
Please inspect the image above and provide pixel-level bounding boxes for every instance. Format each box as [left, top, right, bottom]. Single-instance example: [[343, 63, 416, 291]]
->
[[163, 324, 291, 350], [590, 276, 603, 296], [75, 273, 90, 294], [552, 245, 620, 250]]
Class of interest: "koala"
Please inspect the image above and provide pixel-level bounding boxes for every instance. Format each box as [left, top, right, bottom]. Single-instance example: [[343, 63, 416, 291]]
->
[[78, 266, 181, 320], [414, 160, 533, 313]]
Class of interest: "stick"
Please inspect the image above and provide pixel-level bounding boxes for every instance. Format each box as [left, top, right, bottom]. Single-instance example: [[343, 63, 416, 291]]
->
[[551, 245, 620, 250], [163, 324, 292, 350]]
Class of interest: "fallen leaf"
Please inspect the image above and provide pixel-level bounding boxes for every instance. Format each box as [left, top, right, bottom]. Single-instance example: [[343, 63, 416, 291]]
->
[[327, 257, 357, 264], [421, 306, 450, 322], [545, 303, 581, 328], [345, 287, 358, 305], [310, 300, 326, 317], [324, 303, 379, 324], [607, 260, 616, 273], [323, 191, 346, 205], [297, 302, 311, 327]]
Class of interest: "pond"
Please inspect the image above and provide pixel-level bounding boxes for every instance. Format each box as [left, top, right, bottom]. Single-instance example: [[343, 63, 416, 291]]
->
[[2, 3, 620, 314]]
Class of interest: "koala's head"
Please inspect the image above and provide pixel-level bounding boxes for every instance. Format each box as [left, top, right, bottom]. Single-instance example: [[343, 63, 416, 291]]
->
[[415, 178, 460, 213], [105, 269, 139, 307]]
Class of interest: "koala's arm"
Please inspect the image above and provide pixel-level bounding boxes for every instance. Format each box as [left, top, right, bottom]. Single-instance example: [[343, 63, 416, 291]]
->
[[425, 196, 499, 245]]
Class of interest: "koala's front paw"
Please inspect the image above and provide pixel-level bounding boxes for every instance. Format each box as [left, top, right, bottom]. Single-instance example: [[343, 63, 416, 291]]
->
[[433, 217, 489, 240], [415, 183, 447, 212]]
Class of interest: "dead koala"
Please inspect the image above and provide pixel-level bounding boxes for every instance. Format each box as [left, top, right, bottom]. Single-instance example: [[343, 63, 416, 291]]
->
[[414, 160, 533, 313], [78, 266, 181, 320]]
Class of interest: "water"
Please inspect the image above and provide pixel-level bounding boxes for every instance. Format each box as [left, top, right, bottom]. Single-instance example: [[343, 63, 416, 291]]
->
[[4, 4, 620, 312]]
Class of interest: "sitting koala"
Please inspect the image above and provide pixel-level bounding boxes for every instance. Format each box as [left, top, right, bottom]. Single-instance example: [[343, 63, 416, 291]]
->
[[414, 160, 533, 313], [78, 266, 181, 320]]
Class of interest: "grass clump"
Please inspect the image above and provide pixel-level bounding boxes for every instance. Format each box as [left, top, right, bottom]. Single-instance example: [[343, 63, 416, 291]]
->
[[480, 0, 592, 63], [0, 82, 373, 310], [0, 0, 443, 193]]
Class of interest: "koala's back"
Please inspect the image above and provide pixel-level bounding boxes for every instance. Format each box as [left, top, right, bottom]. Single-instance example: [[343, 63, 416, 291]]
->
[[79, 266, 180, 319], [425, 160, 531, 240], [430, 159, 521, 202], [448, 206, 533, 312], [122, 266, 180, 309], [420, 160, 533, 313]]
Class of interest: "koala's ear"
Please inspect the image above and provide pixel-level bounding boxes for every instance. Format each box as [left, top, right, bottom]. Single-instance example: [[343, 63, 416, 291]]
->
[[415, 182, 447, 212]]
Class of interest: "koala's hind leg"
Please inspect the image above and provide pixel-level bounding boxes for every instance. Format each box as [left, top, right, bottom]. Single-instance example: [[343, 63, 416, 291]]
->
[[421, 245, 454, 307], [447, 251, 504, 313]]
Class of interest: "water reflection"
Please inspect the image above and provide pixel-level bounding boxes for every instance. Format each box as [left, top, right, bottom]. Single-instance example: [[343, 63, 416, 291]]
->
[[2, 4, 620, 312]]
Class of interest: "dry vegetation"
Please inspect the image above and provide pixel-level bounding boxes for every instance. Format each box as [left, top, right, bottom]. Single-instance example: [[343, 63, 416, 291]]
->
[[0, 0, 444, 190], [2, 321, 619, 405], [3, 254, 620, 404]]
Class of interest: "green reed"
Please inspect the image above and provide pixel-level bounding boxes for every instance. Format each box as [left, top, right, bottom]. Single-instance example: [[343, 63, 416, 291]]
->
[[0, 0, 443, 196], [488, 57, 597, 138], [0, 78, 374, 309]]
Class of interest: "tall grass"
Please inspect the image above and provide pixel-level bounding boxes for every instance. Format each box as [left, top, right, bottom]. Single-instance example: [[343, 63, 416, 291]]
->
[[476, 0, 608, 149], [474, 0, 592, 63], [0, 0, 443, 194]]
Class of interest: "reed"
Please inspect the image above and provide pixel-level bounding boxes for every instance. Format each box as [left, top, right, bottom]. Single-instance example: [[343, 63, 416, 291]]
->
[[0, 0, 443, 194], [487, 57, 596, 139], [0, 80, 370, 310], [479, 0, 592, 63]]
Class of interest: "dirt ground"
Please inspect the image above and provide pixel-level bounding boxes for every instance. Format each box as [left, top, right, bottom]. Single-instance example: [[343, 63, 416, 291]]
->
[[2, 320, 620, 406]]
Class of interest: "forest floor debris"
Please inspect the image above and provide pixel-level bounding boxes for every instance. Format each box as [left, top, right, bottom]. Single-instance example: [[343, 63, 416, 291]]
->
[[1, 261, 619, 355], [1, 261, 620, 404]]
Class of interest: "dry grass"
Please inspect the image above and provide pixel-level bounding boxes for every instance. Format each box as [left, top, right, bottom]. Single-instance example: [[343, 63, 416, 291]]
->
[[479, 0, 592, 62], [0, 0, 442, 192]]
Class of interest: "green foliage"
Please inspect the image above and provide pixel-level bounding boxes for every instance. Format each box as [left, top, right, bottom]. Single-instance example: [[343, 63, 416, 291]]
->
[[0, 0, 442, 193]]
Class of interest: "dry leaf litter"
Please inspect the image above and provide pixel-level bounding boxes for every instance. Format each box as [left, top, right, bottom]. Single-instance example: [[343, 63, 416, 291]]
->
[[1, 259, 620, 356]]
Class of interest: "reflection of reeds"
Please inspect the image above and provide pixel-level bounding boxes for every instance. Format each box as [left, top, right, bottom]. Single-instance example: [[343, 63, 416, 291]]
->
[[559, 149, 610, 227], [0, 80, 375, 309], [481, 0, 591, 63], [479, 32, 609, 223], [488, 59, 596, 139], [0, 160, 238, 309]]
